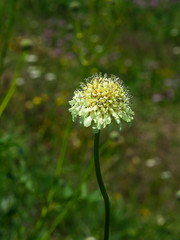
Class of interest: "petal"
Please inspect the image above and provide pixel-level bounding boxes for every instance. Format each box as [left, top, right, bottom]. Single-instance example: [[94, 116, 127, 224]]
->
[[84, 116, 92, 127]]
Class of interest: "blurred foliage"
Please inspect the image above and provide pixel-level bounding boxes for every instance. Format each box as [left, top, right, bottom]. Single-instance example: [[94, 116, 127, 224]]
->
[[0, 0, 180, 239]]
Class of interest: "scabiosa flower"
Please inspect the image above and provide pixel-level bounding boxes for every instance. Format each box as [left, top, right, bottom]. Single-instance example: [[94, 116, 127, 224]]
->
[[69, 73, 134, 130], [69, 73, 134, 131]]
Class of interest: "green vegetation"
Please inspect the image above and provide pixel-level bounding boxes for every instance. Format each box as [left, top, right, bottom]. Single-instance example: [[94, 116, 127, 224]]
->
[[0, 0, 180, 239]]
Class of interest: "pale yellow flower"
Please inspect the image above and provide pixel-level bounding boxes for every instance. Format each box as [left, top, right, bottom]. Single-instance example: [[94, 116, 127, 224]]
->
[[32, 96, 43, 105], [69, 73, 134, 132]]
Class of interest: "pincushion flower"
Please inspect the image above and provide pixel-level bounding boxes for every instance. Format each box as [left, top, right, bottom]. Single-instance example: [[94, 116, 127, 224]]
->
[[69, 73, 134, 240], [69, 73, 134, 131]]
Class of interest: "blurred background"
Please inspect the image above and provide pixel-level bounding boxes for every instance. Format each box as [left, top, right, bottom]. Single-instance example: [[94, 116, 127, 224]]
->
[[0, 0, 180, 239]]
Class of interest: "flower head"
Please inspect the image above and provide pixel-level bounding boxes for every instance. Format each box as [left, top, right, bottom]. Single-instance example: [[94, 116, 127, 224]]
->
[[69, 73, 134, 131]]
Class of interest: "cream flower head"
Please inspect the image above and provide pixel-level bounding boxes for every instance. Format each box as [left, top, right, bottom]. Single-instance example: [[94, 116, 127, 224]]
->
[[69, 73, 134, 132]]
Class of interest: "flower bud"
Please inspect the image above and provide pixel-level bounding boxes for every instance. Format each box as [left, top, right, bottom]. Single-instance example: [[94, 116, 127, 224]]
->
[[20, 38, 33, 51]]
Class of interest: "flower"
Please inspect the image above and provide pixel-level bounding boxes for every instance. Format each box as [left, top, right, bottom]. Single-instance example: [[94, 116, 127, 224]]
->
[[16, 77, 25, 86], [145, 157, 159, 167], [32, 96, 43, 105], [25, 54, 38, 63], [27, 66, 41, 79], [140, 208, 151, 217], [20, 38, 33, 51], [45, 72, 56, 81], [69, 73, 134, 131], [160, 171, 172, 180], [84, 237, 96, 240]]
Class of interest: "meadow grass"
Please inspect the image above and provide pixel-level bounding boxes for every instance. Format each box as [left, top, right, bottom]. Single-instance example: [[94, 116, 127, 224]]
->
[[0, 0, 180, 239]]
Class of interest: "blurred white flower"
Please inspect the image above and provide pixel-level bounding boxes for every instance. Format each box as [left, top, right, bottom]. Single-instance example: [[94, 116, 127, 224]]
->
[[84, 237, 96, 240], [170, 28, 179, 37], [16, 77, 25, 86], [161, 171, 172, 180], [157, 215, 166, 226], [145, 158, 159, 167], [28, 66, 41, 79], [45, 72, 56, 81], [1, 195, 15, 213], [95, 45, 103, 53], [25, 54, 38, 63], [173, 46, 180, 55]]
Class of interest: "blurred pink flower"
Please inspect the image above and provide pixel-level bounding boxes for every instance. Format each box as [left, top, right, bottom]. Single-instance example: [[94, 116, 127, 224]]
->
[[152, 93, 163, 102]]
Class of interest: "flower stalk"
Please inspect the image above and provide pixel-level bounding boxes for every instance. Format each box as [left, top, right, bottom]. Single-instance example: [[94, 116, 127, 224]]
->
[[69, 73, 134, 239], [94, 131, 110, 240]]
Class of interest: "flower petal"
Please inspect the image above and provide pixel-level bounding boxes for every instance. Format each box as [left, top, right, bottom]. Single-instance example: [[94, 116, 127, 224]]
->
[[84, 116, 92, 127]]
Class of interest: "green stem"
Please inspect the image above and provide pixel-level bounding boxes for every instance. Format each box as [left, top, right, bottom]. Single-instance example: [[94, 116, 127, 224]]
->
[[94, 131, 110, 240], [0, 51, 27, 117], [0, 0, 18, 79]]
